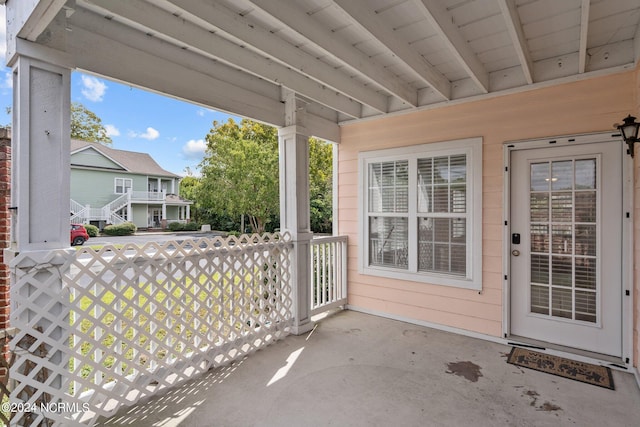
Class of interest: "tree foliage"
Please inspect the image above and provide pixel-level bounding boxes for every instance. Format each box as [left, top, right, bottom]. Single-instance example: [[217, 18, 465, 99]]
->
[[309, 137, 333, 234], [71, 102, 112, 144], [179, 171, 202, 222], [196, 118, 333, 234], [197, 119, 279, 234]]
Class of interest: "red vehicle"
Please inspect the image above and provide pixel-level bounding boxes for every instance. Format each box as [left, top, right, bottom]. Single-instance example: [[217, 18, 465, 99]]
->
[[70, 224, 90, 246]]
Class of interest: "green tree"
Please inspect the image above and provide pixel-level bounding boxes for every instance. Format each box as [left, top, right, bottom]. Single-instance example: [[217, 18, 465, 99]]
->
[[196, 118, 333, 234], [198, 119, 279, 234], [71, 102, 112, 144], [179, 170, 202, 222], [309, 137, 333, 234]]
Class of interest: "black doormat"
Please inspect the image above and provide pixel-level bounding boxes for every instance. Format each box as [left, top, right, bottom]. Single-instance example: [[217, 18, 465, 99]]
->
[[507, 347, 614, 390]]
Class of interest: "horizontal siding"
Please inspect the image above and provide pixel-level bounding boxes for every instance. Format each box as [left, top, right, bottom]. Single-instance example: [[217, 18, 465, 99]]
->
[[71, 169, 149, 207], [339, 70, 636, 338]]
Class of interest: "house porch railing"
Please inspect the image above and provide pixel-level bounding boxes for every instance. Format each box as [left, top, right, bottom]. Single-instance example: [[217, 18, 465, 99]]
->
[[310, 235, 348, 315], [130, 190, 165, 202], [8, 233, 295, 426]]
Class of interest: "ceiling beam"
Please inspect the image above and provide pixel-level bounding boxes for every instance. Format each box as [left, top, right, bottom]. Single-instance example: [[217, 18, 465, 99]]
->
[[67, 10, 286, 127], [246, 0, 418, 107], [498, 0, 534, 84], [578, 0, 590, 73], [79, 0, 363, 119], [5, 0, 67, 64], [332, 0, 450, 101], [166, 0, 388, 113], [414, 0, 489, 93]]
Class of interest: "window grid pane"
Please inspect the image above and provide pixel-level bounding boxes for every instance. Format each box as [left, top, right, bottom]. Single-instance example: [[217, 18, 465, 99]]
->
[[369, 217, 408, 269], [369, 161, 408, 213]]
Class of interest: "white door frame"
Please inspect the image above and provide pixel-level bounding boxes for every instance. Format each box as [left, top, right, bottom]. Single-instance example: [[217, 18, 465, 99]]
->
[[503, 131, 633, 364]]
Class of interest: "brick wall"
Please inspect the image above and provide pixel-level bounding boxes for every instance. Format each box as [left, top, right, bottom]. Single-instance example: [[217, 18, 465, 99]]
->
[[0, 128, 9, 333]]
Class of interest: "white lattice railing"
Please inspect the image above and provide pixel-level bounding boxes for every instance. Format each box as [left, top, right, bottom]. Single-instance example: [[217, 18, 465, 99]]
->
[[310, 235, 348, 315], [9, 233, 293, 426]]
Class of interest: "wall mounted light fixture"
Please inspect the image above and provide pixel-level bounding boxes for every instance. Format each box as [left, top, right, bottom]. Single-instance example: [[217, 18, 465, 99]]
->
[[615, 115, 640, 157]]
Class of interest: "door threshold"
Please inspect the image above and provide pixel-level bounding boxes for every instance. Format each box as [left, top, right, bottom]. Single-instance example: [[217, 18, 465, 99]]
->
[[507, 335, 625, 367]]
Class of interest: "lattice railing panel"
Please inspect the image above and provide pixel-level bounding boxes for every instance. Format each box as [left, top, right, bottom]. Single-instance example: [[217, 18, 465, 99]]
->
[[9, 233, 293, 426]]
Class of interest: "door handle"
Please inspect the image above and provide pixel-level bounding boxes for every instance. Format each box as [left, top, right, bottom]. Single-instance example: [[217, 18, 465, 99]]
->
[[512, 249, 520, 257]]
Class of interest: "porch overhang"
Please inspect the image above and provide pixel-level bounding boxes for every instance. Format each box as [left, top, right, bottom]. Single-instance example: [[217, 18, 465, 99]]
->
[[6, 0, 639, 141]]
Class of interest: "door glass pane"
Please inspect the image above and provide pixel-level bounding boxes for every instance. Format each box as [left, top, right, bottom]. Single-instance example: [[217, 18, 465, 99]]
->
[[551, 161, 573, 190], [530, 254, 549, 284], [528, 158, 598, 323], [531, 285, 549, 314], [530, 225, 549, 253], [551, 287, 572, 318], [530, 193, 549, 222], [551, 256, 572, 287], [530, 163, 549, 191], [551, 193, 572, 221], [575, 192, 596, 222], [575, 159, 596, 189], [551, 225, 572, 254]]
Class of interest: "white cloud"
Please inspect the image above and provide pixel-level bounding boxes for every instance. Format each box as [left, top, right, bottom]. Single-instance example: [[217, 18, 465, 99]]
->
[[182, 139, 207, 159], [129, 127, 160, 140], [104, 124, 120, 137], [140, 127, 159, 140], [81, 75, 107, 102]]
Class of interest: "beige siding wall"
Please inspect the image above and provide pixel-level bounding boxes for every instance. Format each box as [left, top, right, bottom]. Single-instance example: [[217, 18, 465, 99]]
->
[[339, 70, 637, 343]]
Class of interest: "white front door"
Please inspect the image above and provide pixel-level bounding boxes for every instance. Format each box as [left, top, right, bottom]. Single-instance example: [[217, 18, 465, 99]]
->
[[510, 139, 623, 357]]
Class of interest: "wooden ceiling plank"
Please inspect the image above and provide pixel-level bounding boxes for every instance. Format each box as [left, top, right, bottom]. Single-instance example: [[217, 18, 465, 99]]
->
[[333, 0, 450, 100], [81, 0, 362, 119], [579, 0, 590, 73], [247, 0, 418, 107], [68, 22, 286, 127], [498, 0, 534, 84], [414, 0, 490, 93], [166, 0, 388, 113]]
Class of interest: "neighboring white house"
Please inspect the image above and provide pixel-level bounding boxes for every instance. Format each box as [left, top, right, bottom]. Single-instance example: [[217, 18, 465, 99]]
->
[[69, 140, 192, 229]]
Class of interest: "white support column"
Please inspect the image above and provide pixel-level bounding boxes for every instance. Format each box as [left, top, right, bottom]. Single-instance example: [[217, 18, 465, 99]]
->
[[11, 55, 71, 250], [5, 51, 74, 420], [186, 204, 191, 221], [171, 178, 176, 194], [279, 91, 313, 335]]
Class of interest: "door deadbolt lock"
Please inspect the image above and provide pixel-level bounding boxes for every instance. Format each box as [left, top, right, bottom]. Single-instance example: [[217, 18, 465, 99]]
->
[[511, 249, 520, 257]]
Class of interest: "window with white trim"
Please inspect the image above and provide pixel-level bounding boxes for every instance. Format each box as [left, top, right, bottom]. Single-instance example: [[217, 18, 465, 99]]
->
[[359, 138, 482, 290], [114, 178, 132, 194]]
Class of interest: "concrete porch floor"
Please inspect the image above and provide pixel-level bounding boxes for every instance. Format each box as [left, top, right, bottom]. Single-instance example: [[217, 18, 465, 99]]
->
[[98, 310, 640, 427]]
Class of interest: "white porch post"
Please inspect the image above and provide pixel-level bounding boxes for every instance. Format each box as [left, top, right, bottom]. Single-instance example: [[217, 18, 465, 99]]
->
[[127, 191, 132, 221], [279, 91, 313, 335], [5, 49, 73, 416], [186, 204, 191, 221], [11, 56, 71, 250]]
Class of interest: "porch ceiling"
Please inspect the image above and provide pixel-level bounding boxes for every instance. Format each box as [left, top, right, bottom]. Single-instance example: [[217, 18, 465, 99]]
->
[[7, 0, 640, 141]]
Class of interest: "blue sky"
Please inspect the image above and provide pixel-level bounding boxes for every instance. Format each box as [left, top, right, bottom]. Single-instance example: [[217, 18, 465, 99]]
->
[[0, 6, 236, 176]]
